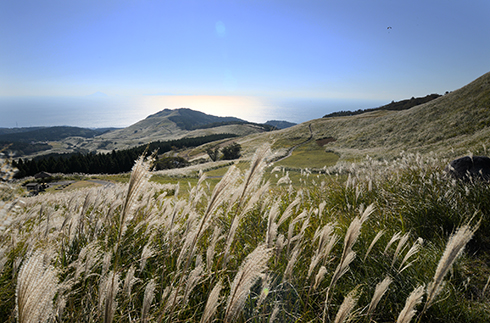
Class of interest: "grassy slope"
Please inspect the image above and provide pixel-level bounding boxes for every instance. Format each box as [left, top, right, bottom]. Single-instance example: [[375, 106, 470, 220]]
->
[[237, 71, 490, 162], [2, 151, 490, 322]]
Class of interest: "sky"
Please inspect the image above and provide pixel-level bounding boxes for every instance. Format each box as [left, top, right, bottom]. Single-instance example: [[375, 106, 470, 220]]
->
[[1, 0, 489, 127]]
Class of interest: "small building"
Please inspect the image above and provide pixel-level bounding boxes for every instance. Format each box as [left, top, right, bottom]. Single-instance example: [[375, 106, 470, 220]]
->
[[26, 182, 40, 195], [34, 171, 53, 180]]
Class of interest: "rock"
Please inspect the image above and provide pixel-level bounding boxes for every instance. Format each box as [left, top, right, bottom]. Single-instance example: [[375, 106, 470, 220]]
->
[[445, 156, 490, 181]]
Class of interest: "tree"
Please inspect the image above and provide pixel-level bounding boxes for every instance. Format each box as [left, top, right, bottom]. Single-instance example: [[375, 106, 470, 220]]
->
[[221, 143, 241, 160], [206, 146, 220, 162]]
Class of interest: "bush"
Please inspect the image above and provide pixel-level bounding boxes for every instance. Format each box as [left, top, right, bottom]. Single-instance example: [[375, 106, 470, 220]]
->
[[221, 143, 241, 160]]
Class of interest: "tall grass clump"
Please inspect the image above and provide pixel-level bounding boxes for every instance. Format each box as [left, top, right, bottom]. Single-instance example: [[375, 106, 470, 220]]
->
[[0, 149, 489, 322]]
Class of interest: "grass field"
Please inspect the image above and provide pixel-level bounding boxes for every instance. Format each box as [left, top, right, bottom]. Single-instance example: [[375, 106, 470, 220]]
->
[[2, 146, 490, 322], [273, 140, 339, 169]]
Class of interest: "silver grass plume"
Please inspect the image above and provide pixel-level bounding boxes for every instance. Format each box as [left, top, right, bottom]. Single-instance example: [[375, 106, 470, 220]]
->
[[140, 242, 155, 272], [235, 144, 270, 209], [119, 154, 153, 241], [123, 265, 138, 298], [482, 275, 490, 298], [396, 284, 425, 323], [277, 195, 301, 227], [167, 166, 240, 320], [16, 250, 59, 323], [308, 223, 337, 279], [275, 234, 286, 262], [200, 280, 223, 323], [223, 147, 271, 265], [422, 223, 479, 315], [266, 200, 281, 248], [224, 244, 272, 323], [179, 166, 239, 269], [399, 237, 423, 272], [141, 279, 157, 323], [313, 266, 328, 291], [323, 210, 369, 322], [0, 247, 6, 274], [283, 241, 303, 281], [99, 271, 120, 323], [269, 304, 280, 322], [102, 251, 113, 276], [367, 276, 392, 318], [334, 288, 360, 323], [276, 171, 291, 185], [183, 263, 204, 306], [257, 274, 272, 307], [70, 241, 101, 280], [392, 232, 410, 267], [359, 203, 375, 224], [206, 226, 222, 271], [384, 232, 402, 255], [364, 230, 385, 261]]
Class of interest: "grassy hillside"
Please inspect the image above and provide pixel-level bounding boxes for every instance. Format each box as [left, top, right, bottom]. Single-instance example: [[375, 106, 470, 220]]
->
[[62, 109, 270, 154], [236, 71, 490, 163], [0, 126, 110, 142], [1, 148, 490, 322], [323, 94, 441, 118]]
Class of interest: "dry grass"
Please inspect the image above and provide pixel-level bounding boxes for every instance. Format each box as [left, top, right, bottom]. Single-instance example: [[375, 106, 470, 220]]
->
[[1, 147, 489, 322]]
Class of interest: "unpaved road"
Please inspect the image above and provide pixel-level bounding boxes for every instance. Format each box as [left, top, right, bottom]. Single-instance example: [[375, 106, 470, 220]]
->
[[274, 124, 313, 163]]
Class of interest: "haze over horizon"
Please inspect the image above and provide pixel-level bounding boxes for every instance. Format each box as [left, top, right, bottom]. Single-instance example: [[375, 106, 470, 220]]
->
[[1, 0, 489, 128]]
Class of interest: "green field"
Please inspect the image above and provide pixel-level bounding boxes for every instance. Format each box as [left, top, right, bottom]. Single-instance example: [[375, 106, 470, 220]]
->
[[274, 140, 339, 169]]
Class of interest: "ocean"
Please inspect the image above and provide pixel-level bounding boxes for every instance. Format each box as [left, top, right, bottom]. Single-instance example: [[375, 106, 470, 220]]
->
[[0, 95, 387, 128]]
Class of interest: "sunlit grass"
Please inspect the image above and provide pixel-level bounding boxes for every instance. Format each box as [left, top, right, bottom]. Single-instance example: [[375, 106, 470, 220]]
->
[[274, 140, 339, 169], [2, 149, 490, 322]]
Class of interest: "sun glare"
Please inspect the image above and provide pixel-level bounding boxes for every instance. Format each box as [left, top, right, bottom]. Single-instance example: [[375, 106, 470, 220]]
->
[[139, 95, 270, 122]]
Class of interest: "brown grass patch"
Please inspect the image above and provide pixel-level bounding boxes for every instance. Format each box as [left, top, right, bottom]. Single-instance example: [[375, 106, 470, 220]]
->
[[316, 137, 337, 146]]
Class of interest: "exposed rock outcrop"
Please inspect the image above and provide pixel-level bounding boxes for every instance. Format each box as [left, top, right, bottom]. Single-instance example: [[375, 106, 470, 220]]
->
[[445, 156, 490, 181]]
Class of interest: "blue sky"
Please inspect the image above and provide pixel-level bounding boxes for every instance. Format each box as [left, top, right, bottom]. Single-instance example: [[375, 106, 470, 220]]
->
[[1, 0, 489, 127]]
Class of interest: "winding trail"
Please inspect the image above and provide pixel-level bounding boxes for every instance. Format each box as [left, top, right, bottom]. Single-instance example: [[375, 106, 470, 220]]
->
[[274, 123, 314, 163]]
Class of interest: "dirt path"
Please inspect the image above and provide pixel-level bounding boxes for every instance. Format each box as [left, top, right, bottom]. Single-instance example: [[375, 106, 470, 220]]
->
[[274, 124, 313, 163]]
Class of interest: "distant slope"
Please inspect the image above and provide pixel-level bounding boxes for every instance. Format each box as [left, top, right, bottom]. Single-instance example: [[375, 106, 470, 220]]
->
[[162, 108, 244, 130], [323, 94, 441, 118], [236, 71, 490, 162], [0, 127, 45, 135], [61, 108, 274, 153], [265, 120, 296, 129], [0, 126, 111, 142]]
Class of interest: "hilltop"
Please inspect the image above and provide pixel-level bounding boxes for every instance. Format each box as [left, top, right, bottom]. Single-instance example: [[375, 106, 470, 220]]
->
[[2, 108, 286, 158], [79, 108, 275, 153]]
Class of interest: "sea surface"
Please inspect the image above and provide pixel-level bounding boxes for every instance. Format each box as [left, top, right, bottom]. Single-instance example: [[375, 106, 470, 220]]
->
[[0, 95, 386, 128]]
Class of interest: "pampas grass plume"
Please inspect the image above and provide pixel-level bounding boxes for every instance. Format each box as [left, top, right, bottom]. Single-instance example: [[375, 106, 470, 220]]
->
[[334, 288, 359, 323], [200, 280, 223, 323], [224, 244, 272, 323], [423, 223, 479, 314], [142, 279, 156, 323], [367, 276, 392, 318], [396, 284, 425, 323], [16, 250, 58, 323]]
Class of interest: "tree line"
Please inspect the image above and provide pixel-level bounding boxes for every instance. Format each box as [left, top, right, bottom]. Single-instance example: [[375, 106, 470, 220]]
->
[[12, 133, 237, 178], [323, 94, 441, 118]]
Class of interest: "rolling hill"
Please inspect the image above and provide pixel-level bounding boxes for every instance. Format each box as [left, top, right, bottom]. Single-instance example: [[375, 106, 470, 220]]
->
[[230, 71, 490, 163], [6, 72, 489, 166], [5, 108, 279, 157], [81, 108, 274, 152]]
